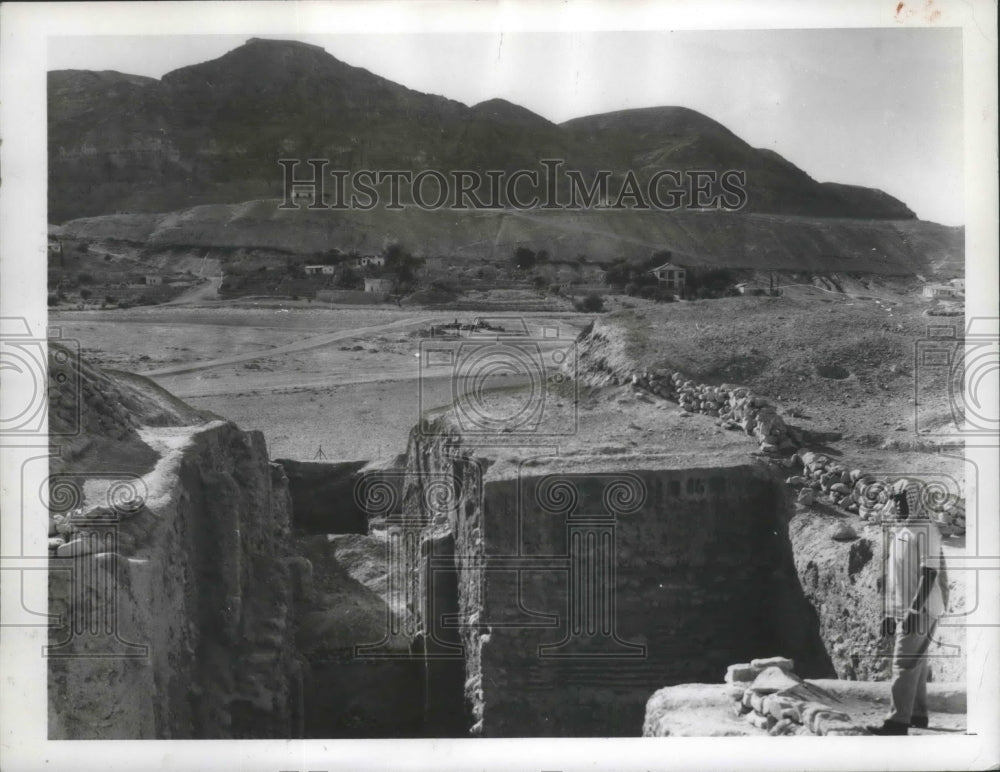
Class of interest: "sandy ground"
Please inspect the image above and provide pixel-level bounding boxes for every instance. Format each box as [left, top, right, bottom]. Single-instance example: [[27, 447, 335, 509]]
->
[[51, 304, 592, 461]]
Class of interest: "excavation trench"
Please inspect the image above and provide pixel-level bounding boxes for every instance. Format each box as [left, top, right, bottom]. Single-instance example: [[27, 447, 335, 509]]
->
[[288, 448, 836, 737]]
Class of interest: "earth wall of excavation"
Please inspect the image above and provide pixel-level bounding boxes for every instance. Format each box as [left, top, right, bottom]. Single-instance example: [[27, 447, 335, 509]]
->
[[49, 422, 302, 739], [403, 420, 836, 736]]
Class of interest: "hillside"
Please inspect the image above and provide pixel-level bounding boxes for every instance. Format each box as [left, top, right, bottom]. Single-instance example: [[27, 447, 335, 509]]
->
[[50, 37, 915, 223], [52, 201, 962, 279], [561, 108, 914, 219]]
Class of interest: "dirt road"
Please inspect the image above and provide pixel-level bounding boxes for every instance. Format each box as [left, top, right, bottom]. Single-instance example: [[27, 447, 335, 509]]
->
[[141, 315, 449, 376], [160, 276, 223, 306]]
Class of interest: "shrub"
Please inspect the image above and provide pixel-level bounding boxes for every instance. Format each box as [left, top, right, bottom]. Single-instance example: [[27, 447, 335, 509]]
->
[[80, 288, 92, 300], [574, 293, 606, 313], [636, 285, 675, 303], [105, 295, 116, 305], [512, 246, 536, 270], [77, 272, 93, 285], [47, 293, 59, 306]]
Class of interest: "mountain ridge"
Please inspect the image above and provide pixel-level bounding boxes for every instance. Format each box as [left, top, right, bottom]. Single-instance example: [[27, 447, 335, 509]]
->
[[49, 37, 917, 224]]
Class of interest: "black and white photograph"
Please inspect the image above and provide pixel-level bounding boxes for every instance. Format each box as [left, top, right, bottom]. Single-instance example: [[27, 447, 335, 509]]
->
[[0, 1, 997, 770]]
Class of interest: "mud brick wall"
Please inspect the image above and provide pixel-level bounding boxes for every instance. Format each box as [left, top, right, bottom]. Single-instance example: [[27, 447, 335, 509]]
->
[[464, 466, 833, 737]]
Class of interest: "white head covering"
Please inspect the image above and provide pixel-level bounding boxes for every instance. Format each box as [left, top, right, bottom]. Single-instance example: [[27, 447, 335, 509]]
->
[[890, 478, 929, 521]]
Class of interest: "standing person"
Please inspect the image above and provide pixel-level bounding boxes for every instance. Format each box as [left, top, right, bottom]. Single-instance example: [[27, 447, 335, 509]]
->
[[868, 479, 948, 735]]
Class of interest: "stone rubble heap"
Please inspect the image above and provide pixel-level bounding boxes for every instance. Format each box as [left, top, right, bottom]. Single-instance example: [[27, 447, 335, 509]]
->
[[626, 369, 965, 535], [787, 451, 965, 533], [631, 371, 800, 455], [726, 656, 866, 736]]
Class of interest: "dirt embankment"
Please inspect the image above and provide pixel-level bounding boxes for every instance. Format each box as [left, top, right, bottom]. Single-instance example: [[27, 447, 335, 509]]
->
[[48, 351, 303, 739]]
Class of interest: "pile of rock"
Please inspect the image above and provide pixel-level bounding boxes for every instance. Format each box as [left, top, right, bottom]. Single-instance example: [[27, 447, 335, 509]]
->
[[629, 370, 800, 455], [784, 452, 965, 535], [626, 368, 966, 536], [785, 451, 864, 512], [726, 656, 866, 736]]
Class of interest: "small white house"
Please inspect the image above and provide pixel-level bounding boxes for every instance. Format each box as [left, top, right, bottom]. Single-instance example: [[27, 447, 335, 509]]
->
[[304, 265, 337, 276], [649, 262, 686, 292], [354, 255, 385, 268], [922, 283, 964, 299], [144, 275, 163, 286]]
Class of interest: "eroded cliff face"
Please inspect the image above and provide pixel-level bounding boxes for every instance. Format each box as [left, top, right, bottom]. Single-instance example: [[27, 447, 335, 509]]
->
[[49, 415, 302, 738]]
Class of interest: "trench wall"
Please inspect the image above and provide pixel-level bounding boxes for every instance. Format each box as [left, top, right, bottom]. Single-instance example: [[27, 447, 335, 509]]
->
[[403, 419, 834, 736], [468, 466, 834, 736], [277, 458, 369, 534], [48, 422, 302, 739]]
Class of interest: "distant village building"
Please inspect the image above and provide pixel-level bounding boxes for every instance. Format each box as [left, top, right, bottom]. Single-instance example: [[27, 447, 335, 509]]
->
[[48, 237, 64, 262], [649, 262, 686, 293], [304, 265, 337, 276], [364, 277, 395, 294], [922, 283, 964, 299], [354, 255, 385, 268], [292, 189, 319, 206], [144, 275, 163, 286]]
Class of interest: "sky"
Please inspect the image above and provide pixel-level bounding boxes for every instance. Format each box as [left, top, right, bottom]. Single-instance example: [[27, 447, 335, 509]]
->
[[48, 28, 965, 225]]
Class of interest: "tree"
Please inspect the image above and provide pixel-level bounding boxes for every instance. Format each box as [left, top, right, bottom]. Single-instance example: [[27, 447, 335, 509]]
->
[[605, 258, 657, 290], [384, 243, 424, 287], [335, 265, 361, 289], [512, 246, 536, 271], [575, 293, 606, 313]]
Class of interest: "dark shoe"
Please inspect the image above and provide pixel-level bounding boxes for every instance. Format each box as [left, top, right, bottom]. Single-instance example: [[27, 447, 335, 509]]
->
[[867, 720, 909, 735], [910, 715, 929, 729]]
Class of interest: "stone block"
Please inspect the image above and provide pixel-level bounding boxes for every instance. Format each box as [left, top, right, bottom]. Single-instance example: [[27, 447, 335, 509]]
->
[[750, 656, 795, 672], [746, 711, 775, 730], [748, 666, 803, 694], [769, 717, 797, 736], [725, 663, 759, 684]]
